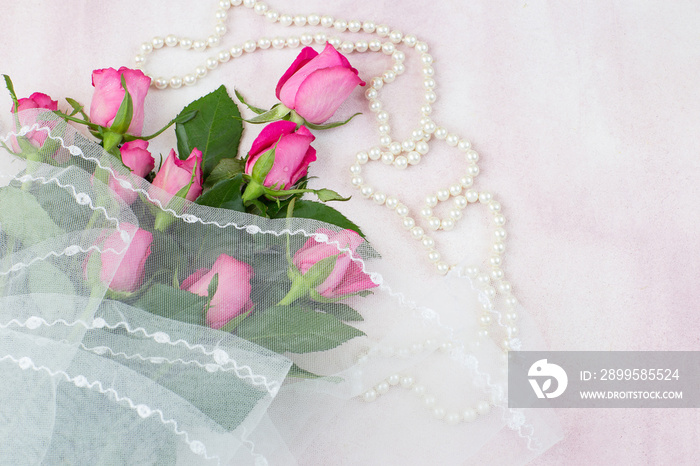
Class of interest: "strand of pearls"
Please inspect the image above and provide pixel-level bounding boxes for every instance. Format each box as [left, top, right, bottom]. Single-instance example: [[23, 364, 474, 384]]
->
[[131, 1, 520, 410]]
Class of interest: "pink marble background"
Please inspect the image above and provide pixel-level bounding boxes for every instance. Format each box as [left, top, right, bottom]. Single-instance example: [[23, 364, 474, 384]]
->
[[1, 1, 698, 463]]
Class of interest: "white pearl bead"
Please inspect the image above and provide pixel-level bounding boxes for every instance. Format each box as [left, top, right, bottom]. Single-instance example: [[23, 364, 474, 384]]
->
[[393, 62, 406, 74], [462, 408, 477, 422], [415, 141, 429, 154], [454, 196, 467, 209], [460, 176, 473, 188], [382, 70, 396, 83], [373, 192, 386, 205], [379, 135, 392, 147], [420, 207, 433, 218], [458, 139, 472, 151], [410, 226, 425, 239], [208, 35, 220, 47], [321, 15, 334, 27], [378, 124, 390, 134], [425, 195, 438, 207], [449, 184, 462, 196], [401, 140, 415, 152], [243, 40, 257, 53], [341, 41, 354, 54], [356, 151, 369, 164], [466, 190, 479, 203], [449, 208, 462, 220], [436, 261, 450, 275], [423, 395, 437, 408], [206, 57, 219, 70], [279, 14, 293, 26], [265, 10, 279, 22], [491, 268, 504, 280], [286, 36, 300, 48], [381, 42, 395, 55], [272, 37, 286, 49], [218, 50, 231, 63], [371, 77, 384, 89], [231, 0, 242, 5], [427, 250, 440, 263], [169, 76, 183, 89], [421, 236, 435, 248], [394, 156, 408, 170], [407, 151, 421, 165], [433, 407, 446, 419], [387, 374, 401, 386], [376, 382, 390, 395], [134, 54, 145, 65], [151, 36, 164, 49], [388, 142, 401, 155], [441, 218, 455, 230], [437, 189, 450, 201], [314, 32, 327, 44], [422, 66, 434, 77], [220, 0, 231, 8], [293, 15, 307, 26], [355, 40, 369, 52], [349, 164, 362, 175], [385, 196, 398, 209], [369, 40, 382, 52], [476, 401, 491, 415], [334, 19, 348, 32], [183, 74, 197, 86], [412, 385, 426, 397], [154, 77, 168, 89], [376, 24, 390, 37], [434, 127, 447, 139], [467, 164, 480, 176], [478, 192, 492, 203], [490, 255, 502, 267], [230, 45, 243, 57], [362, 21, 376, 33], [389, 30, 403, 44], [446, 134, 459, 146], [402, 217, 415, 229], [140, 42, 153, 54], [403, 34, 417, 47], [498, 280, 511, 293], [493, 242, 505, 254], [300, 33, 313, 46], [307, 14, 320, 26], [350, 176, 363, 187], [195, 66, 207, 78], [420, 104, 432, 115], [427, 217, 441, 230], [416, 42, 430, 53], [327, 37, 341, 49], [193, 40, 207, 52], [180, 38, 193, 49], [360, 185, 374, 198], [362, 389, 378, 402], [425, 91, 437, 103], [348, 20, 362, 32], [381, 152, 394, 165], [494, 214, 506, 226], [445, 413, 461, 425], [165, 35, 178, 47], [400, 376, 414, 388], [395, 204, 409, 217]]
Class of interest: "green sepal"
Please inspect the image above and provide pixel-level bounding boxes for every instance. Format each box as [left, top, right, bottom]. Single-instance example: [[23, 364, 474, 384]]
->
[[3, 74, 19, 112], [237, 103, 291, 124], [297, 112, 362, 131], [302, 254, 338, 289], [234, 89, 267, 114], [108, 75, 133, 134], [314, 188, 350, 202], [65, 97, 88, 119], [250, 143, 277, 183]]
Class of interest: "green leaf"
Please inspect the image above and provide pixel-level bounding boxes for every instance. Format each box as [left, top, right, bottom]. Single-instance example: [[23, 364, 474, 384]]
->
[[0, 186, 64, 246], [234, 88, 267, 114], [287, 363, 343, 382], [314, 188, 350, 202], [65, 97, 87, 118], [3, 74, 18, 111], [309, 301, 364, 321], [301, 112, 362, 130], [236, 305, 365, 354], [196, 174, 245, 211], [28, 261, 76, 297], [273, 200, 365, 238], [134, 284, 207, 326], [175, 85, 243, 180], [204, 157, 245, 188]]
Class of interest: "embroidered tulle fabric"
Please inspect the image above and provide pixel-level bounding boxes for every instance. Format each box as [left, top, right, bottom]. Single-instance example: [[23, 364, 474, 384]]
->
[[0, 111, 561, 464]]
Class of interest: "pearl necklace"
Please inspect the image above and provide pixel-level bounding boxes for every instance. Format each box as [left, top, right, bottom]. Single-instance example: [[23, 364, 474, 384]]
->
[[131, 0, 522, 422]]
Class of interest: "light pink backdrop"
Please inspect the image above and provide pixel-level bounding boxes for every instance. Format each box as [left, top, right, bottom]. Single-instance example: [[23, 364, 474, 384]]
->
[[1, 1, 698, 464]]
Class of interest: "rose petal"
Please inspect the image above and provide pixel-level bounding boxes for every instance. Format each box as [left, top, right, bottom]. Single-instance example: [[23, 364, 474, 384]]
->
[[293, 67, 364, 124], [278, 44, 348, 109], [263, 132, 316, 189], [248, 120, 299, 158], [275, 46, 319, 101]]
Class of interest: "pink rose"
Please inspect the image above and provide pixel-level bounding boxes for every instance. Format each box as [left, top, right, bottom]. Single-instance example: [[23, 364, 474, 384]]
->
[[181, 254, 254, 329], [245, 121, 316, 190], [276, 44, 365, 124], [109, 140, 155, 204], [152, 148, 203, 202], [9, 92, 58, 150], [90, 67, 151, 135], [85, 223, 153, 293], [293, 228, 378, 299]]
